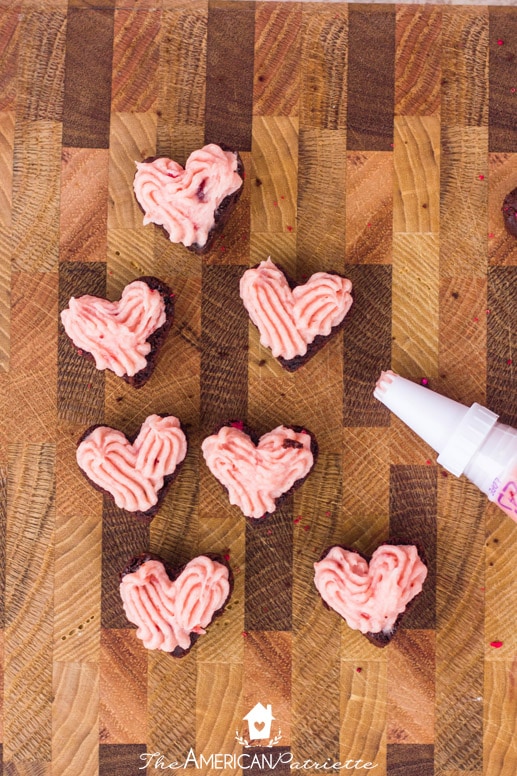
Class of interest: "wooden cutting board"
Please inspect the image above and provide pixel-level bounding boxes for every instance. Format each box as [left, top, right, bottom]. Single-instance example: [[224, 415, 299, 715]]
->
[[0, 1, 516, 774]]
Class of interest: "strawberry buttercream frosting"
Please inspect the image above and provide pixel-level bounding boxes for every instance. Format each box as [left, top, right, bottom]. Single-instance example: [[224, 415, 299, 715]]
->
[[240, 258, 353, 360], [77, 415, 187, 513], [133, 144, 243, 248], [314, 544, 427, 635], [120, 557, 230, 652], [61, 280, 166, 378], [201, 424, 315, 519]]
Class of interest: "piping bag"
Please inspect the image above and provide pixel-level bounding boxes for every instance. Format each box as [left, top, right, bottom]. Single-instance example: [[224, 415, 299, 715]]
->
[[374, 370, 517, 525]]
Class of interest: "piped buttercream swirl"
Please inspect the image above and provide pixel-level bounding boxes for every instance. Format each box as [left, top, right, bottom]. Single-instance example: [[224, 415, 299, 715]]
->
[[201, 424, 315, 519], [61, 280, 167, 378], [120, 556, 230, 652], [133, 144, 243, 248], [314, 544, 427, 635], [240, 258, 353, 360], [77, 415, 187, 513]]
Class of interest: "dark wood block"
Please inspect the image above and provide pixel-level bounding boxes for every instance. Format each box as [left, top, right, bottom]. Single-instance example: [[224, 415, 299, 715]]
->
[[99, 744, 147, 776], [343, 264, 392, 427], [487, 267, 517, 426], [200, 265, 248, 433], [347, 4, 396, 150], [245, 501, 293, 632], [489, 9, 517, 152], [63, 9, 115, 148], [205, 1, 255, 150], [387, 744, 434, 776], [390, 465, 437, 630]]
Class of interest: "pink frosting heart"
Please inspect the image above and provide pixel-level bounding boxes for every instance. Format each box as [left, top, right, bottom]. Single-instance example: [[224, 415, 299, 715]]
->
[[77, 415, 187, 514], [61, 279, 167, 378], [120, 556, 231, 653], [314, 545, 427, 635], [133, 144, 243, 249], [240, 258, 353, 362], [201, 424, 316, 519]]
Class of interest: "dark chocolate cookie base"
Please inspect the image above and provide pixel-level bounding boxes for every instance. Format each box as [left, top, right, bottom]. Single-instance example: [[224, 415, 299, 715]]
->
[[317, 541, 427, 648], [209, 420, 318, 522], [120, 551, 234, 657], [502, 186, 517, 237], [77, 415, 186, 522]]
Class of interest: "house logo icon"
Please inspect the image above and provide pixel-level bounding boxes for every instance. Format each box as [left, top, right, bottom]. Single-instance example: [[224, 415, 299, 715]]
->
[[244, 703, 275, 740], [235, 703, 282, 747]]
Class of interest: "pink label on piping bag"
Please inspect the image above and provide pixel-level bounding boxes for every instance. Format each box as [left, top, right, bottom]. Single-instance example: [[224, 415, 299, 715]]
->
[[495, 477, 517, 522]]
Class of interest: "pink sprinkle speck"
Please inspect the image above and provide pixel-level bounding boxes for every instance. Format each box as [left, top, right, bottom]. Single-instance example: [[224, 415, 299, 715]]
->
[[242, 631, 248, 638], [473, 316, 479, 322], [294, 516, 302, 524], [478, 174, 485, 180], [497, 38, 504, 46], [230, 420, 245, 430], [224, 553, 230, 562], [273, 201, 278, 207], [421, 377, 429, 386], [507, 358, 513, 365], [490, 640, 503, 648], [488, 232, 495, 239], [426, 459, 432, 465], [511, 88, 516, 94]]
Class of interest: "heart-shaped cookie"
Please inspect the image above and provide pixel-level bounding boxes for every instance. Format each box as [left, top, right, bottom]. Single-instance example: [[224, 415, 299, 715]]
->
[[314, 544, 427, 647], [77, 414, 187, 520], [133, 144, 244, 254], [240, 258, 353, 371], [60, 276, 174, 388], [201, 422, 317, 520], [120, 553, 232, 656]]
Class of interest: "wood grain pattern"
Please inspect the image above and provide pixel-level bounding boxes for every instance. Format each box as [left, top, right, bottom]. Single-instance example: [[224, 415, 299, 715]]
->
[[489, 8, 517, 152], [254, 2, 301, 118], [62, 8, 114, 148], [52, 662, 98, 776], [345, 151, 393, 265], [5, 443, 54, 761], [347, 4, 395, 151], [487, 267, 517, 424], [1, 4, 516, 775], [205, 0, 255, 150], [395, 6, 442, 117], [343, 265, 392, 427], [300, 4, 348, 131]]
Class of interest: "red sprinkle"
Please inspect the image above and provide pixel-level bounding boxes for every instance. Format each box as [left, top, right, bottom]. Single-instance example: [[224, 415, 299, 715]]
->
[[426, 459, 432, 465], [421, 377, 429, 386], [273, 201, 278, 207], [230, 420, 245, 430], [356, 667, 363, 674], [223, 553, 231, 562], [478, 174, 485, 180], [490, 640, 504, 648], [473, 316, 479, 322], [294, 516, 302, 524], [486, 309, 491, 315], [488, 232, 495, 239], [507, 359, 513, 365], [286, 225, 293, 232], [77, 349, 83, 356], [242, 631, 248, 638], [497, 38, 504, 46], [303, 525, 310, 531]]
